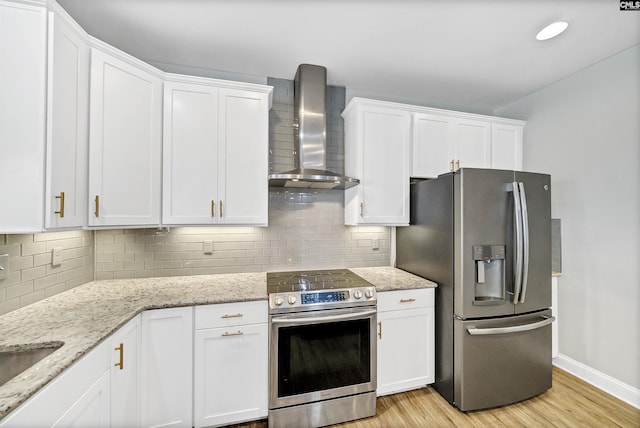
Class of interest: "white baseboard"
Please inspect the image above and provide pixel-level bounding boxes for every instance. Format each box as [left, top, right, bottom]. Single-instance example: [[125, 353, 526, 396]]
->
[[553, 354, 640, 409]]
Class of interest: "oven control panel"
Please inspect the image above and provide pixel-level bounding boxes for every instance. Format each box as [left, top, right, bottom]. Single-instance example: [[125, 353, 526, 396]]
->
[[302, 290, 349, 304], [269, 287, 376, 312]]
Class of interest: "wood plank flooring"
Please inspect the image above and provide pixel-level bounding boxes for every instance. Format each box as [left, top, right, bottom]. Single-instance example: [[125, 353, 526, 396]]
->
[[231, 367, 640, 427]]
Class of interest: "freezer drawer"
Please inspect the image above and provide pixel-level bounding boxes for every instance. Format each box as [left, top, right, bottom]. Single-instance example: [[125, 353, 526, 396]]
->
[[454, 309, 553, 411]]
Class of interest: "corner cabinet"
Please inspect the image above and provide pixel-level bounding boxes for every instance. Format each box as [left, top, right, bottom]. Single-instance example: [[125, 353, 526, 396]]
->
[[162, 76, 272, 226], [88, 44, 163, 228], [193, 301, 268, 427], [0, 315, 142, 428], [343, 99, 411, 226], [377, 288, 435, 396], [45, 5, 90, 229]]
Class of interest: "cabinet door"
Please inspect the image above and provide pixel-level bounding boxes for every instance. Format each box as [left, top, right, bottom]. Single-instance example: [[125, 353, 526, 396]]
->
[[88, 48, 162, 227], [347, 106, 410, 225], [110, 315, 141, 427], [45, 10, 89, 229], [217, 88, 269, 225], [194, 323, 268, 427], [0, 339, 111, 427], [491, 123, 523, 171], [163, 81, 219, 225], [452, 118, 491, 170], [0, 1, 47, 233], [141, 307, 193, 428], [411, 113, 454, 178], [377, 307, 434, 396], [52, 369, 111, 428]]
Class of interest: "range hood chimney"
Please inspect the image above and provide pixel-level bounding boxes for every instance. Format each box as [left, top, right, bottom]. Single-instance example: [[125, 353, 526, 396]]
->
[[268, 64, 359, 190]]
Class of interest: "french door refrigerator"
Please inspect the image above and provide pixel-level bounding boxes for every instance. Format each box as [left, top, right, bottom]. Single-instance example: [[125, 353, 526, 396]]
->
[[396, 168, 554, 411]]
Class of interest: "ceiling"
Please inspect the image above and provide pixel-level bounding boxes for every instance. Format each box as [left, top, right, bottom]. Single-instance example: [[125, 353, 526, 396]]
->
[[56, 0, 640, 114]]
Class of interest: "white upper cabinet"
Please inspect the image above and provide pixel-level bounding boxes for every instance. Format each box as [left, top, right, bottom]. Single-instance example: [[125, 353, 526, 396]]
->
[[412, 109, 524, 178], [45, 6, 90, 229], [412, 113, 453, 180], [88, 45, 163, 227], [163, 76, 271, 226], [453, 118, 491, 170], [217, 87, 270, 225], [491, 122, 523, 171], [0, 1, 47, 233], [343, 97, 524, 225], [163, 81, 219, 225], [343, 99, 411, 226]]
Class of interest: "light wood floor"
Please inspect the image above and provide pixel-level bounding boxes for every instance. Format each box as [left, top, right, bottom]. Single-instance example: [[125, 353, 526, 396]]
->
[[231, 367, 640, 427]]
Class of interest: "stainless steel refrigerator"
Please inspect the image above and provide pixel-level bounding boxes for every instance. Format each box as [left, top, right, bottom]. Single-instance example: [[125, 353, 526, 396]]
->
[[396, 168, 554, 411]]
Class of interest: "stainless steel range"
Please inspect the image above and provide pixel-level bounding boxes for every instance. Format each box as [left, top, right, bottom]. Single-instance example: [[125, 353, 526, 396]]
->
[[268, 269, 377, 428]]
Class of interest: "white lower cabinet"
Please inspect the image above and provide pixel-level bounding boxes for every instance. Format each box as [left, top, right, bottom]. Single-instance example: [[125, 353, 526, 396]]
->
[[140, 307, 193, 428], [0, 339, 111, 427], [376, 288, 435, 396], [53, 369, 111, 427], [2, 302, 272, 427], [193, 301, 268, 428], [110, 315, 141, 427]]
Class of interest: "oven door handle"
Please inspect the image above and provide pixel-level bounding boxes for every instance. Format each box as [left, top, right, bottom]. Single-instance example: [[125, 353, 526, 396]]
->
[[271, 309, 377, 324]]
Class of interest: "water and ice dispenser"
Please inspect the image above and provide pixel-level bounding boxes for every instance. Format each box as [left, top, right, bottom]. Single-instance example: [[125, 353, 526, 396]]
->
[[473, 245, 505, 304]]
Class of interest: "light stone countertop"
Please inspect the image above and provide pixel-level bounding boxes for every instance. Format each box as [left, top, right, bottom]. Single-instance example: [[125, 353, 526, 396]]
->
[[350, 266, 437, 292], [0, 267, 435, 420]]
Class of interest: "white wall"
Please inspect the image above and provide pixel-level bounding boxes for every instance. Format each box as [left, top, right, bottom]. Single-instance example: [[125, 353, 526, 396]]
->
[[496, 45, 640, 390]]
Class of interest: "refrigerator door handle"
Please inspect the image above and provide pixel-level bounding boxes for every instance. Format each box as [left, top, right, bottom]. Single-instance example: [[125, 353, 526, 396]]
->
[[512, 182, 524, 303], [467, 316, 555, 336], [518, 182, 530, 303]]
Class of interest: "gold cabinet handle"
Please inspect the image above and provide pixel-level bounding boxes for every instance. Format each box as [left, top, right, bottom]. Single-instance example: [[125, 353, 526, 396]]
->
[[219, 200, 223, 218], [222, 330, 243, 337], [378, 321, 382, 340], [450, 159, 455, 172], [211, 200, 215, 217], [360, 202, 364, 217], [400, 298, 416, 303], [221, 313, 243, 319], [55, 192, 65, 218], [456, 160, 461, 170], [95, 195, 100, 217], [114, 343, 123, 370]]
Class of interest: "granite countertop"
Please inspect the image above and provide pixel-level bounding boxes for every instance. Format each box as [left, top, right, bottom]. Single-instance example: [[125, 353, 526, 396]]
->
[[0, 266, 435, 420]]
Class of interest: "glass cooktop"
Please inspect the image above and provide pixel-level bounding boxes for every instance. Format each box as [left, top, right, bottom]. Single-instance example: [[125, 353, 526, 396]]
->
[[267, 269, 374, 294]]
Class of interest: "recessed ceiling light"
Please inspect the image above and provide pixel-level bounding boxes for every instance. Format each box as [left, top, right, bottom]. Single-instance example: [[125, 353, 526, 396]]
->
[[536, 21, 569, 41]]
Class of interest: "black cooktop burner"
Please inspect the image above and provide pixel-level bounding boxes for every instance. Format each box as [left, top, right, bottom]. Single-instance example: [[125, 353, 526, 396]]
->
[[267, 269, 373, 294]]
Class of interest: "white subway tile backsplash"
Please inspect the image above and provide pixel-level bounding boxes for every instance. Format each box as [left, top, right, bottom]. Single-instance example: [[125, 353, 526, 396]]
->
[[0, 230, 94, 316], [92, 187, 390, 278]]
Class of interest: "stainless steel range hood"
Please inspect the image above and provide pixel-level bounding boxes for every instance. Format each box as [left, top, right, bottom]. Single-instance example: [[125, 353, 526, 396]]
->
[[268, 64, 359, 190]]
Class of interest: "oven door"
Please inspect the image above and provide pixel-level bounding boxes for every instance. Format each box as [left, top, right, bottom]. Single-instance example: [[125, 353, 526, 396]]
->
[[269, 307, 377, 409]]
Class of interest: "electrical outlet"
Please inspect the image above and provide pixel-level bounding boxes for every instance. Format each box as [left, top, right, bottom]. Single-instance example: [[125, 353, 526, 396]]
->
[[52, 247, 63, 267], [203, 240, 213, 254], [372, 239, 379, 250], [0, 254, 8, 281]]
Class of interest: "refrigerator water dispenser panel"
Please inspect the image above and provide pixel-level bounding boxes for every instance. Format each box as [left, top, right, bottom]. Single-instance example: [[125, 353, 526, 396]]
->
[[473, 245, 505, 305]]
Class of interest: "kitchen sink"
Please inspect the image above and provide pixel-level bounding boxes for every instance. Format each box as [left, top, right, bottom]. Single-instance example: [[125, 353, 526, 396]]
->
[[0, 343, 63, 387]]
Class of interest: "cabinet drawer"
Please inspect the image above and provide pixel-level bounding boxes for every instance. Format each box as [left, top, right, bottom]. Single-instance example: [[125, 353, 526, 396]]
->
[[378, 288, 434, 312], [195, 300, 267, 329]]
